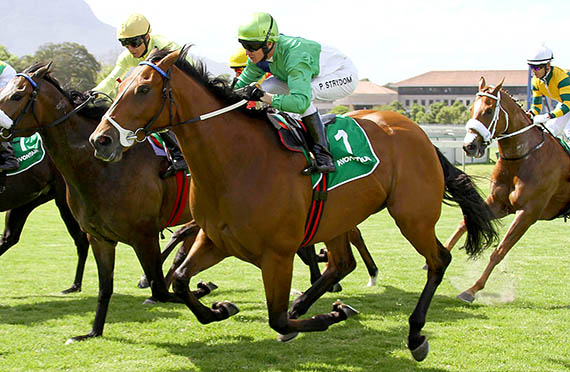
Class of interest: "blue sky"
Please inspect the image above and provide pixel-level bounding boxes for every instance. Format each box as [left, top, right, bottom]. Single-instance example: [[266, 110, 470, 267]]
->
[[84, 0, 568, 86]]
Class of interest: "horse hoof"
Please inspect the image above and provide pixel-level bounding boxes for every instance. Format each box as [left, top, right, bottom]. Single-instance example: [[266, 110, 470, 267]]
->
[[198, 280, 218, 292], [410, 337, 429, 361], [143, 297, 158, 305], [138, 274, 150, 289], [456, 291, 475, 303], [329, 283, 342, 293], [61, 285, 81, 294], [213, 301, 239, 317], [65, 338, 76, 345], [367, 275, 377, 287], [277, 332, 299, 342], [332, 300, 359, 319]]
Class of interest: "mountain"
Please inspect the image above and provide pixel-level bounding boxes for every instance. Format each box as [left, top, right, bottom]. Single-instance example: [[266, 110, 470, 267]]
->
[[0, 0, 233, 76]]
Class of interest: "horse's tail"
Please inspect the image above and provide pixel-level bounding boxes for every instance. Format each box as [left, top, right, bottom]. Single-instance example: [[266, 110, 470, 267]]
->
[[435, 147, 498, 257]]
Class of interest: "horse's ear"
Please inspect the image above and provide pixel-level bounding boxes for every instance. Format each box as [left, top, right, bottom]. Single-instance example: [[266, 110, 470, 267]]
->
[[32, 61, 53, 80], [478, 76, 486, 91], [491, 78, 505, 95], [158, 49, 181, 69]]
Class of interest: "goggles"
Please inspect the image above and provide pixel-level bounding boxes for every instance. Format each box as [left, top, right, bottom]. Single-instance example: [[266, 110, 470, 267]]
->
[[529, 64, 546, 71], [239, 39, 265, 52], [119, 36, 145, 48]]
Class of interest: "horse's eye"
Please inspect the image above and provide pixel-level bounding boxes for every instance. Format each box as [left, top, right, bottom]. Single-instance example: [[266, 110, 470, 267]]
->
[[10, 93, 23, 101], [137, 85, 150, 95], [484, 108, 493, 115]]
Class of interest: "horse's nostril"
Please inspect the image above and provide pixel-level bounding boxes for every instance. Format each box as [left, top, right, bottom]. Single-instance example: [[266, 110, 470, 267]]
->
[[97, 135, 112, 146]]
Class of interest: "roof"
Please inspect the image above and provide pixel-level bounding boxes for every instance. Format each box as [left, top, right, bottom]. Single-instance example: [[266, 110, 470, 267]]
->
[[353, 80, 397, 95], [391, 70, 529, 87]]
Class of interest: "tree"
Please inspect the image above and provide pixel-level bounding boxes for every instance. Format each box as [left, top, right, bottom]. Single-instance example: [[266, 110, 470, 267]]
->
[[33, 42, 101, 92], [328, 105, 350, 115], [373, 100, 408, 117], [0, 45, 19, 68]]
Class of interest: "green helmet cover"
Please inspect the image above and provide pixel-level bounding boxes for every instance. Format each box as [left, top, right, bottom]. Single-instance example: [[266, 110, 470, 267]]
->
[[238, 12, 279, 42]]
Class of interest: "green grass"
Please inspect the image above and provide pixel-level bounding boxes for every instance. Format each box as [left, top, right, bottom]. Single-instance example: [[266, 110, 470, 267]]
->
[[0, 163, 568, 372]]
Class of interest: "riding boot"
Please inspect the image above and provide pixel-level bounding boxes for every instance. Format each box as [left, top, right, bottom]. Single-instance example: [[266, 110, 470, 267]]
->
[[302, 112, 336, 174], [160, 131, 188, 179], [0, 141, 19, 173]]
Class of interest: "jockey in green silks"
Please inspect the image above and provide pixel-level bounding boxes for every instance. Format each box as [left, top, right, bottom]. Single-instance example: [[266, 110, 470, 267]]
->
[[234, 12, 359, 174]]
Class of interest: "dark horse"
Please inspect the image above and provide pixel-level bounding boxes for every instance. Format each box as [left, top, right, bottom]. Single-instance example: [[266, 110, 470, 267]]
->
[[0, 154, 89, 294], [0, 62, 215, 343], [445, 77, 570, 303], [90, 48, 497, 361]]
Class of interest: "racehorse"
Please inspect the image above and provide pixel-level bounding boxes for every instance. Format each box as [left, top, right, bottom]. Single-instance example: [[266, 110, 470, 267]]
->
[[445, 77, 570, 303], [0, 62, 215, 343], [89, 47, 497, 361], [0, 156, 88, 294]]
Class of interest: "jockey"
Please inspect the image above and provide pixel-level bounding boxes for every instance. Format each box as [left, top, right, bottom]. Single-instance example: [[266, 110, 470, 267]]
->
[[0, 60, 19, 172], [234, 12, 358, 174], [93, 13, 188, 178], [527, 43, 570, 140]]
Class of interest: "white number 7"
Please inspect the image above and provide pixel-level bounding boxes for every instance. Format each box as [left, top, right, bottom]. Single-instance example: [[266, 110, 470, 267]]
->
[[334, 129, 353, 154]]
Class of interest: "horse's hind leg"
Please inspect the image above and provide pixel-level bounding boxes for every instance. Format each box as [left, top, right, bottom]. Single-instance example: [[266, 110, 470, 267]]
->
[[395, 217, 451, 361], [349, 227, 378, 286]]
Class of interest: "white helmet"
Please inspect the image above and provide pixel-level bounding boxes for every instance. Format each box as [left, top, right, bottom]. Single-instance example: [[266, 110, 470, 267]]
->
[[527, 43, 553, 65]]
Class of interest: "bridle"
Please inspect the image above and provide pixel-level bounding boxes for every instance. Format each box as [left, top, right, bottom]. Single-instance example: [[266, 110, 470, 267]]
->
[[103, 60, 247, 147], [1, 72, 96, 139], [465, 90, 545, 160]]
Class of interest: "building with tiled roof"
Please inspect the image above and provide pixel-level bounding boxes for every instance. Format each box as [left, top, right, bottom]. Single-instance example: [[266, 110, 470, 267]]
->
[[315, 79, 398, 113]]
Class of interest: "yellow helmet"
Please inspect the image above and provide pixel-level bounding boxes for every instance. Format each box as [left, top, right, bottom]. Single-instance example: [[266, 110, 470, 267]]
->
[[117, 13, 152, 39], [229, 47, 248, 68]]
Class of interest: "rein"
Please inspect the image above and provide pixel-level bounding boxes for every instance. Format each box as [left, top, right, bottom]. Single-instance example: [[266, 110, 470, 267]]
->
[[105, 60, 248, 147], [466, 90, 546, 160], [1, 72, 96, 138]]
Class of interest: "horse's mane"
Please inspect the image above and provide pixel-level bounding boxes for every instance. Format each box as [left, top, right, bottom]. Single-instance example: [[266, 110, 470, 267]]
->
[[147, 47, 266, 118], [23, 63, 110, 120]]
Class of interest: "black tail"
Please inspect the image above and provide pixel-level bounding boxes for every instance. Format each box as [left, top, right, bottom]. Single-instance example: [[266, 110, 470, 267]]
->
[[435, 147, 498, 257]]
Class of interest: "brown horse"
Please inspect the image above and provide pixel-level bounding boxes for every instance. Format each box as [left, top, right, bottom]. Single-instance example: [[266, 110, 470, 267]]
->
[[0, 153, 89, 294], [446, 77, 570, 303], [89, 47, 497, 361], [0, 63, 215, 343]]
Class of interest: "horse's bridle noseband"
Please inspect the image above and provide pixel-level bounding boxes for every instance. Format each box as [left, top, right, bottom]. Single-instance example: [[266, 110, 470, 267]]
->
[[104, 60, 247, 147]]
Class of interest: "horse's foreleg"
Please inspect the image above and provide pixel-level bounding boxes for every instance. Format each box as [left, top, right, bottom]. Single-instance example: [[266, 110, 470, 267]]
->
[[458, 209, 536, 303], [296, 245, 322, 284], [0, 196, 48, 255], [349, 226, 378, 286], [54, 193, 89, 294], [66, 235, 116, 344], [172, 229, 233, 324], [289, 234, 356, 319]]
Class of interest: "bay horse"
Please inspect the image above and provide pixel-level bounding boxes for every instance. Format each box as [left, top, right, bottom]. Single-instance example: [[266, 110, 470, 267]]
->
[[89, 47, 497, 361], [0, 155, 89, 294], [0, 62, 215, 343], [445, 77, 570, 303]]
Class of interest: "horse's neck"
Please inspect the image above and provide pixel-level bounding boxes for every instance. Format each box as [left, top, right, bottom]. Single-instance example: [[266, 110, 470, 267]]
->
[[496, 93, 541, 157]]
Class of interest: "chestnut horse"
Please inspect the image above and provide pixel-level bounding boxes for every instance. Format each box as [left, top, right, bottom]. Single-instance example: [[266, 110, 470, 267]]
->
[[90, 48, 497, 361], [446, 77, 570, 303], [0, 155, 88, 294], [0, 63, 214, 343]]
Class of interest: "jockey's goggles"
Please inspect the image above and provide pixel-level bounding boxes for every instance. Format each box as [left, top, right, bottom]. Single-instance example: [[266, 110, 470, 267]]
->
[[239, 39, 265, 52], [119, 36, 145, 48], [529, 64, 546, 71]]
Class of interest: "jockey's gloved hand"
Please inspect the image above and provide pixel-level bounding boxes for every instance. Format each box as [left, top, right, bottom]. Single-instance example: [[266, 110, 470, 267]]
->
[[242, 83, 265, 101], [533, 113, 551, 124]]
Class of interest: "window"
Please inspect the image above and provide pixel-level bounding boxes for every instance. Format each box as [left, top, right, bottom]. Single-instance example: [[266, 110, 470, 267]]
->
[[405, 100, 410, 106], [421, 100, 426, 106]]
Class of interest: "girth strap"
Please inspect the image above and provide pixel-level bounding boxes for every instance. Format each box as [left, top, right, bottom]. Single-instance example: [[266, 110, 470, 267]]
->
[[300, 175, 328, 247]]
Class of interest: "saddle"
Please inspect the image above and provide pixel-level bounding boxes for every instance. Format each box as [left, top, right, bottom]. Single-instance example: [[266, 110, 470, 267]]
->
[[266, 109, 336, 155]]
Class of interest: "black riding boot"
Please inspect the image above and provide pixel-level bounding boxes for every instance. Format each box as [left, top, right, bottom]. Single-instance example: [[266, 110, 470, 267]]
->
[[303, 112, 336, 174], [0, 141, 19, 172], [160, 131, 188, 179]]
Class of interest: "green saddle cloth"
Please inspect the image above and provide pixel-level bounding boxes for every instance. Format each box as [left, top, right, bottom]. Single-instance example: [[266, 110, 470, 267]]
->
[[311, 115, 380, 190], [6, 133, 46, 176]]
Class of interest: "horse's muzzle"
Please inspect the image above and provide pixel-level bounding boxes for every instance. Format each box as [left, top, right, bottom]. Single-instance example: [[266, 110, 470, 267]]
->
[[89, 133, 123, 162]]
